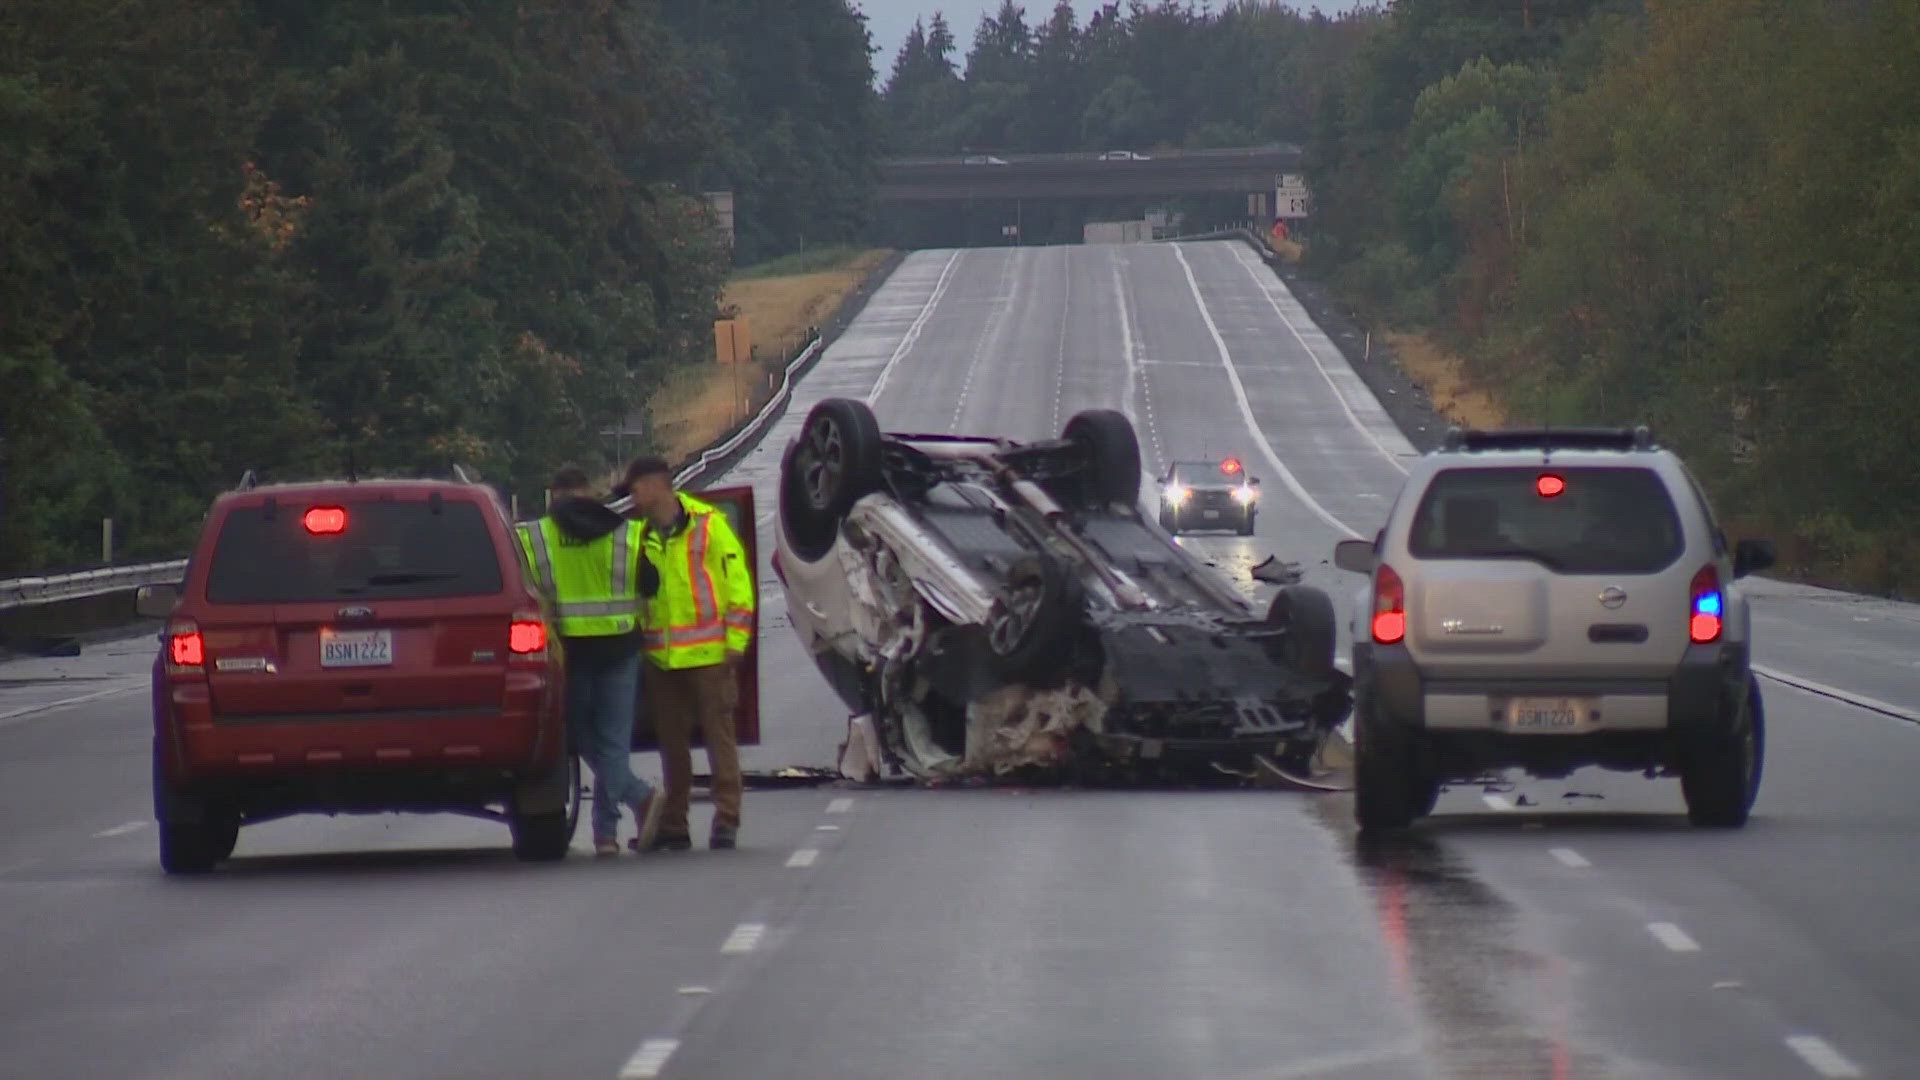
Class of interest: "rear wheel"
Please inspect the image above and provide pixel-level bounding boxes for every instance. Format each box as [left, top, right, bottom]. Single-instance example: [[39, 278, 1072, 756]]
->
[[781, 398, 884, 561], [1061, 410, 1141, 509], [1681, 673, 1765, 828], [510, 750, 579, 861], [159, 821, 223, 875], [1353, 687, 1435, 833], [153, 747, 233, 874], [985, 556, 1084, 681]]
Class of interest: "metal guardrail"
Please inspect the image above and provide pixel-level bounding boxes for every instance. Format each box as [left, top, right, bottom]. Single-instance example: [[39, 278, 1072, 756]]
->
[[0, 333, 829, 613], [0, 559, 190, 612]]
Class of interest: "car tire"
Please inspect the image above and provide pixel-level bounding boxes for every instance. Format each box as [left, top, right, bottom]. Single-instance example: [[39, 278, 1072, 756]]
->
[[1681, 673, 1765, 828], [1351, 680, 1443, 834], [1267, 585, 1337, 681], [1061, 409, 1141, 509], [781, 398, 884, 561], [510, 749, 579, 861], [985, 555, 1084, 681], [153, 746, 230, 874], [1353, 687, 1430, 833]]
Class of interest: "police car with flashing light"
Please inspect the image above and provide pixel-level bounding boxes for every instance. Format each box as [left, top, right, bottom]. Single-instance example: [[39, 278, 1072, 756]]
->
[[1332, 426, 1778, 833], [1157, 457, 1261, 535]]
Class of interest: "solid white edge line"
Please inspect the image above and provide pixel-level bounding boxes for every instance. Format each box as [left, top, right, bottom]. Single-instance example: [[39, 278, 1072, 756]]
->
[[1169, 244, 1362, 540], [618, 1038, 681, 1080], [1227, 243, 1411, 475], [720, 922, 766, 955], [1549, 847, 1591, 869], [0, 683, 142, 728], [1647, 922, 1702, 953], [825, 797, 853, 813], [1784, 1035, 1864, 1078], [785, 848, 819, 868], [93, 820, 150, 838], [866, 250, 963, 406], [1754, 663, 1920, 725], [1482, 794, 1513, 812]]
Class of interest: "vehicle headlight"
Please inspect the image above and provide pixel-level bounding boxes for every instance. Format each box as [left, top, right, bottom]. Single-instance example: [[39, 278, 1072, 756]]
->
[[1232, 485, 1257, 504], [1164, 485, 1191, 505]]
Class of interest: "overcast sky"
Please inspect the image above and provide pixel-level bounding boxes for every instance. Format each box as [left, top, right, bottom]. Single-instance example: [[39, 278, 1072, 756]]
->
[[858, 1, 1375, 82]]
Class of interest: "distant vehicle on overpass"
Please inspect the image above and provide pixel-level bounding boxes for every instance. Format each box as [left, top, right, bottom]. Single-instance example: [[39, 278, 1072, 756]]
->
[[962, 154, 1007, 165], [1099, 149, 1151, 161]]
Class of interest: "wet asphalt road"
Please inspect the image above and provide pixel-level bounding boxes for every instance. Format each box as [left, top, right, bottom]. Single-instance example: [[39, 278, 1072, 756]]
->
[[4, 242, 1918, 1078]]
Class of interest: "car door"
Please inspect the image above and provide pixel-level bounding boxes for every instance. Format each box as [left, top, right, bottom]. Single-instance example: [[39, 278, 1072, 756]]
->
[[630, 484, 762, 749]]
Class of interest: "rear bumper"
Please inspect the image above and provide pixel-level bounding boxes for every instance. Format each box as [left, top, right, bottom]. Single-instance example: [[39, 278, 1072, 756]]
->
[[158, 682, 559, 782], [1358, 641, 1747, 737]]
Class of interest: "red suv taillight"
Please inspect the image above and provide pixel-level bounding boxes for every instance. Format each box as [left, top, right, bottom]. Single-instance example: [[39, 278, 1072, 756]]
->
[[166, 619, 205, 673], [1689, 564, 1723, 644], [509, 614, 548, 656], [1372, 563, 1407, 645]]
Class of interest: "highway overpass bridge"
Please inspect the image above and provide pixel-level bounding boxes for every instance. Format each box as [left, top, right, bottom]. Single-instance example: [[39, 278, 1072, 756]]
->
[[876, 145, 1304, 204]]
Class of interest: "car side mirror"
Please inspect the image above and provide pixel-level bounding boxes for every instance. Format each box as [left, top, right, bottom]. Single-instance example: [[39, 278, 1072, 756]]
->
[[1733, 539, 1775, 579], [135, 583, 180, 619], [1334, 539, 1375, 575]]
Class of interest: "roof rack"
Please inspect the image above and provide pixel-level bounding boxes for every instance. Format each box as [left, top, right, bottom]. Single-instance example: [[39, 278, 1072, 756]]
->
[[1441, 426, 1654, 453]]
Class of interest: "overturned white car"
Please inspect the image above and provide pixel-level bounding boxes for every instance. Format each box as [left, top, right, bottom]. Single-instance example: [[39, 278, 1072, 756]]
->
[[770, 398, 1353, 782]]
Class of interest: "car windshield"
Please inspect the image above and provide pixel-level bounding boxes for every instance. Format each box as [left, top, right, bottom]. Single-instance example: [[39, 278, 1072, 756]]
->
[[205, 499, 505, 603], [1170, 462, 1241, 485], [1408, 467, 1683, 574]]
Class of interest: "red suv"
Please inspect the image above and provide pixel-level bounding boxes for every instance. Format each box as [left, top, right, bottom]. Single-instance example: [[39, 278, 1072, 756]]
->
[[137, 478, 577, 873]]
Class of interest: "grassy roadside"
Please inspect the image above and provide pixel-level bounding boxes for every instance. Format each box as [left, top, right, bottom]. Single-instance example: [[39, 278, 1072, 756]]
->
[[647, 248, 893, 463]]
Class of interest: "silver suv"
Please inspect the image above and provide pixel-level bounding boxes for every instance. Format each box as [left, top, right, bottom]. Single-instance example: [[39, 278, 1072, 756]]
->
[[1333, 427, 1776, 832]]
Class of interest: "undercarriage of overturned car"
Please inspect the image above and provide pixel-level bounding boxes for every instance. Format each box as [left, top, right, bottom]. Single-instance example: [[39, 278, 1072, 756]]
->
[[771, 397, 1353, 784]]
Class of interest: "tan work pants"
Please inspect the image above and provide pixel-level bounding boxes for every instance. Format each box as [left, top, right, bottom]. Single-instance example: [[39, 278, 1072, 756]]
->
[[647, 662, 741, 838]]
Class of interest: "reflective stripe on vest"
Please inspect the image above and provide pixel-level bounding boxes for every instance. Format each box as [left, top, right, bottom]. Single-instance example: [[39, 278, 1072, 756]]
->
[[519, 518, 639, 638]]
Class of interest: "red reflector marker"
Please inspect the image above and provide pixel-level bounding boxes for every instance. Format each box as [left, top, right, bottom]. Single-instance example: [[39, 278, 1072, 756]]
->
[[303, 506, 348, 534], [1536, 474, 1566, 498]]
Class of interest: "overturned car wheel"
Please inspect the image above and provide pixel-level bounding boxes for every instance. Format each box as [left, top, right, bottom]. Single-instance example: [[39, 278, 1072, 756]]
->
[[782, 397, 884, 561], [985, 556, 1084, 682], [1265, 585, 1337, 681], [1060, 409, 1142, 510]]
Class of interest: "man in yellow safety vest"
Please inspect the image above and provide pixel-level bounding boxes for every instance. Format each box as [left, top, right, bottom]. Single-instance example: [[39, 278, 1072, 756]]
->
[[622, 456, 755, 850], [517, 466, 664, 857]]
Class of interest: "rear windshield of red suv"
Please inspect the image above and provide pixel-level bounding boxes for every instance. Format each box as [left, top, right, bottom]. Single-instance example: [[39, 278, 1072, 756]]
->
[[1408, 467, 1683, 575], [205, 499, 506, 603]]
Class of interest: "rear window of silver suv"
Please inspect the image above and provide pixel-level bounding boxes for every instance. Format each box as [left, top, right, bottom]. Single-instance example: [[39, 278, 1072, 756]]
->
[[1407, 466, 1683, 575]]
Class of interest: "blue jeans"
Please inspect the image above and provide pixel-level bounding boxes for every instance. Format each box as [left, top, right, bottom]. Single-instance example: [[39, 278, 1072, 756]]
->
[[565, 650, 654, 840]]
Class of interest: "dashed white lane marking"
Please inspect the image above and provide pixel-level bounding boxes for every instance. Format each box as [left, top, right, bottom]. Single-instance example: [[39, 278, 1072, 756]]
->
[[1754, 663, 1920, 726], [1549, 847, 1591, 868], [1647, 922, 1702, 953], [93, 820, 149, 838], [676, 986, 712, 996], [0, 684, 142, 729], [1784, 1035, 1864, 1078], [617, 1038, 680, 1079], [1169, 244, 1362, 540], [825, 797, 853, 814], [1482, 795, 1514, 812], [814, 824, 840, 832], [785, 848, 819, 868], [866, 249, 962, 406], [720, 922, 766, 954]]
